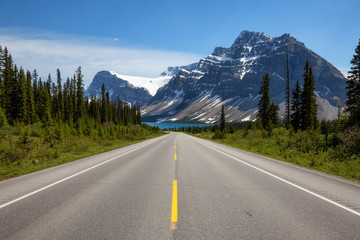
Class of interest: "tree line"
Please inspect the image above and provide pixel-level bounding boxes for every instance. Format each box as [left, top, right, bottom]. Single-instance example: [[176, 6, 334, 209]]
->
[[183, 38, 360, 147], [257, 38, 360, 134], [257, 59, 318, 134], [0, 45, 141, 129]]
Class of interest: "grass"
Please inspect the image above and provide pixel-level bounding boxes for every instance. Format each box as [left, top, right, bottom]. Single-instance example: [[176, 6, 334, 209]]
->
[[190, 128, 360, 182], [0, 124, 166, 181]]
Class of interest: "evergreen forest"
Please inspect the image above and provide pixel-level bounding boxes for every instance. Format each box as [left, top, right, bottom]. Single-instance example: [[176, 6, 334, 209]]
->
[[0, 45, 163, 180]]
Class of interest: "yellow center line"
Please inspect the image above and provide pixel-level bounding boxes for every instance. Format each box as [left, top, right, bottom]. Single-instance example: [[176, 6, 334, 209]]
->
[[170, 180, 178, 230], [174, 153, 177, 160]]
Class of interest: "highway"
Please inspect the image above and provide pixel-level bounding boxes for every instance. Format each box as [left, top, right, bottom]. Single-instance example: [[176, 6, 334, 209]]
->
[[0, 132, 360, 239]]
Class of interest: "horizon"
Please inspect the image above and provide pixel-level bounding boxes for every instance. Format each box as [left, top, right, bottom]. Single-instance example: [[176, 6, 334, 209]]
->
[[0, 0, 359, 86]]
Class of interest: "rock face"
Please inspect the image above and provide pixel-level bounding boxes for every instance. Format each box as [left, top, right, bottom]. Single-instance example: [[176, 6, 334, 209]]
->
[[142, 31, 347, 123], [84, 71, 152, 106]]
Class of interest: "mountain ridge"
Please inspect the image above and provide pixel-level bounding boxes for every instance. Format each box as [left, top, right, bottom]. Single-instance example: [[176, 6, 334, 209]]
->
[[142, 30, 347, 123]]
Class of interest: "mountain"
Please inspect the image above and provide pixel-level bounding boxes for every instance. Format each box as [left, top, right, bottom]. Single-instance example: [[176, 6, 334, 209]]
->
[[85, 63, 197, 105], [159, 63, 198, 77], [142, 31, 347, 123], [84, 71, 153, 106]]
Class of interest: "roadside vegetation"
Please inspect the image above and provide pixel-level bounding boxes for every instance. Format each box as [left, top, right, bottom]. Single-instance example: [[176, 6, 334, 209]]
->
[[177, 39, 360, 182], [181, 122, 360, 181], [0, 45, 164, 181]]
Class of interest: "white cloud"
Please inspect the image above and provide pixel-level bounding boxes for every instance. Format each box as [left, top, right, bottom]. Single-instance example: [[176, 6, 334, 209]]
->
[[0, 29, 201, 87]]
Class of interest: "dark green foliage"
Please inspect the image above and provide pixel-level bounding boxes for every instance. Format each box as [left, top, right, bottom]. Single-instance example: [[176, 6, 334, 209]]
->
[[285, 51, 291, 129], [0, 106, 7, 127], [0, 46, 143, 129], [258, 73, 271, 130], [291, 80, 302, 131], [345, 39, 360, 125], [258, 73, 279, 134], [270, 100, 280, 127], [220, 104, 226, 132], [300, 60, 317, 130], [212, 125, 221, 140], [75, 66, 84, 122], [25, 70, 35, 124], [56, 68, 64, 120]]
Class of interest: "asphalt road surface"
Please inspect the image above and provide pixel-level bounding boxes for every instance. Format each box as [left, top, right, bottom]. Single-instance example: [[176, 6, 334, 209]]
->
[[1, 132, 360, 239]]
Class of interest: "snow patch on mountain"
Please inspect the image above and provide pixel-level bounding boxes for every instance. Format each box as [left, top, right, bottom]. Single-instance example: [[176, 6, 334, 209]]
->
[[109, 71, 171, 96]]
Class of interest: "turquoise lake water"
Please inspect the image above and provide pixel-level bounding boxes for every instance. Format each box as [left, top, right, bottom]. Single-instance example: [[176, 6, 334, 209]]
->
[[144, 122, 215, 129]]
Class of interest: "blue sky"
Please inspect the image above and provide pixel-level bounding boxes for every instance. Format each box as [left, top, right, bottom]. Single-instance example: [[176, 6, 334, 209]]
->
[[0, 0, 359, 86]]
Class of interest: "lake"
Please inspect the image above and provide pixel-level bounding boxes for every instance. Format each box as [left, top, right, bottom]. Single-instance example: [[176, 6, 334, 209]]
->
[[144, 122, 215, 130]]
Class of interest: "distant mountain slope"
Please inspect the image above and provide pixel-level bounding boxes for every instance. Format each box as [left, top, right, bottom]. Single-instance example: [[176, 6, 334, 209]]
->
[[142, 30, 346, 123], [84, 71, 153, 106]]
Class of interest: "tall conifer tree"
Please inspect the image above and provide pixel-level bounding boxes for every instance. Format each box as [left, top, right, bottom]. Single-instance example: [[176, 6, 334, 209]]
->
[[285, 50, 291, 128], [25, 70, 35, 124], [258, 73, 271, 130], [75, 66, 84, 121], [345, 39, 360, 125], [220, 104, 226, 133], [56, 68, 64, 120], [300, 60, 317, 130], [291, 80, 302, 131], [270, 100, 280, 127]]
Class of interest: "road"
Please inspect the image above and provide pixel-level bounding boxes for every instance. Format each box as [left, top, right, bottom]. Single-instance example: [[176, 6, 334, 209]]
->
[[0, 132, 360, 239]]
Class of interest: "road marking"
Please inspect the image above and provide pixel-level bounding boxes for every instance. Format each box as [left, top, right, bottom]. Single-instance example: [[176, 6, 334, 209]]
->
[[174, 153, 177, 160], [175, 145, 177, 149], [171, 180, 178, 230], [0, 139, 160, 210], [192, 137, 360, 218]]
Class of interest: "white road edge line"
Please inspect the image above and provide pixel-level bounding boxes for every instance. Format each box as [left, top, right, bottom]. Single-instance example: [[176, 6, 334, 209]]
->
[[191, 136, 360, 218], [0, 137, 163, 210]]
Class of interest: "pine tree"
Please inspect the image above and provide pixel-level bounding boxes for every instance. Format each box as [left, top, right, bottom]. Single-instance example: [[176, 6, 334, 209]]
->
[[0, 45, 4, 107], [8, 65, 27, 122], [56, 68, 64, 120], [136, 103, 141, 124], [75, 66, 84, 122], [220, 104, 226, 132], [70, 75, 77, 122], [64, 77, 74, 124], [285, 50, 291, 128], [32, 70, 39, 120], [123, 102, 128, 126], [291, 80, 302, 131], [2, 49, 13, 112], [38, 80, 51, 123], [300, 60, 317, 130], [258, 73, 271, 130], [117, 97, 123, 125], [105, 91, 110, 122], [100, 83, 107, 123], [270, 100, 280, 127], [25, 70, 35, 124], [345, 38, 360, 125]]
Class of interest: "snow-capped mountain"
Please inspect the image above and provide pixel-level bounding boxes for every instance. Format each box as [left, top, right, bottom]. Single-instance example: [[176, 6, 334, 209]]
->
[[84, 71, 154, 106], [142, 30, 347, 123], [85, 63, 196, 105], [107, 71, 171, 96]]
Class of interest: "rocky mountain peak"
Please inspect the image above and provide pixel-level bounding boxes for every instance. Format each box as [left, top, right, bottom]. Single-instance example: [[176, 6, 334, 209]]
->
[[142, 31, 347, 123], [231, 31, 273, 49]]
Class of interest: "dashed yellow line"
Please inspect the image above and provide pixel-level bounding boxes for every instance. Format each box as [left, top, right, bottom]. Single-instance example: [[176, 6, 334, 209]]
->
[[174, 153, 177, 160], [171, 180, 178, 230]]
